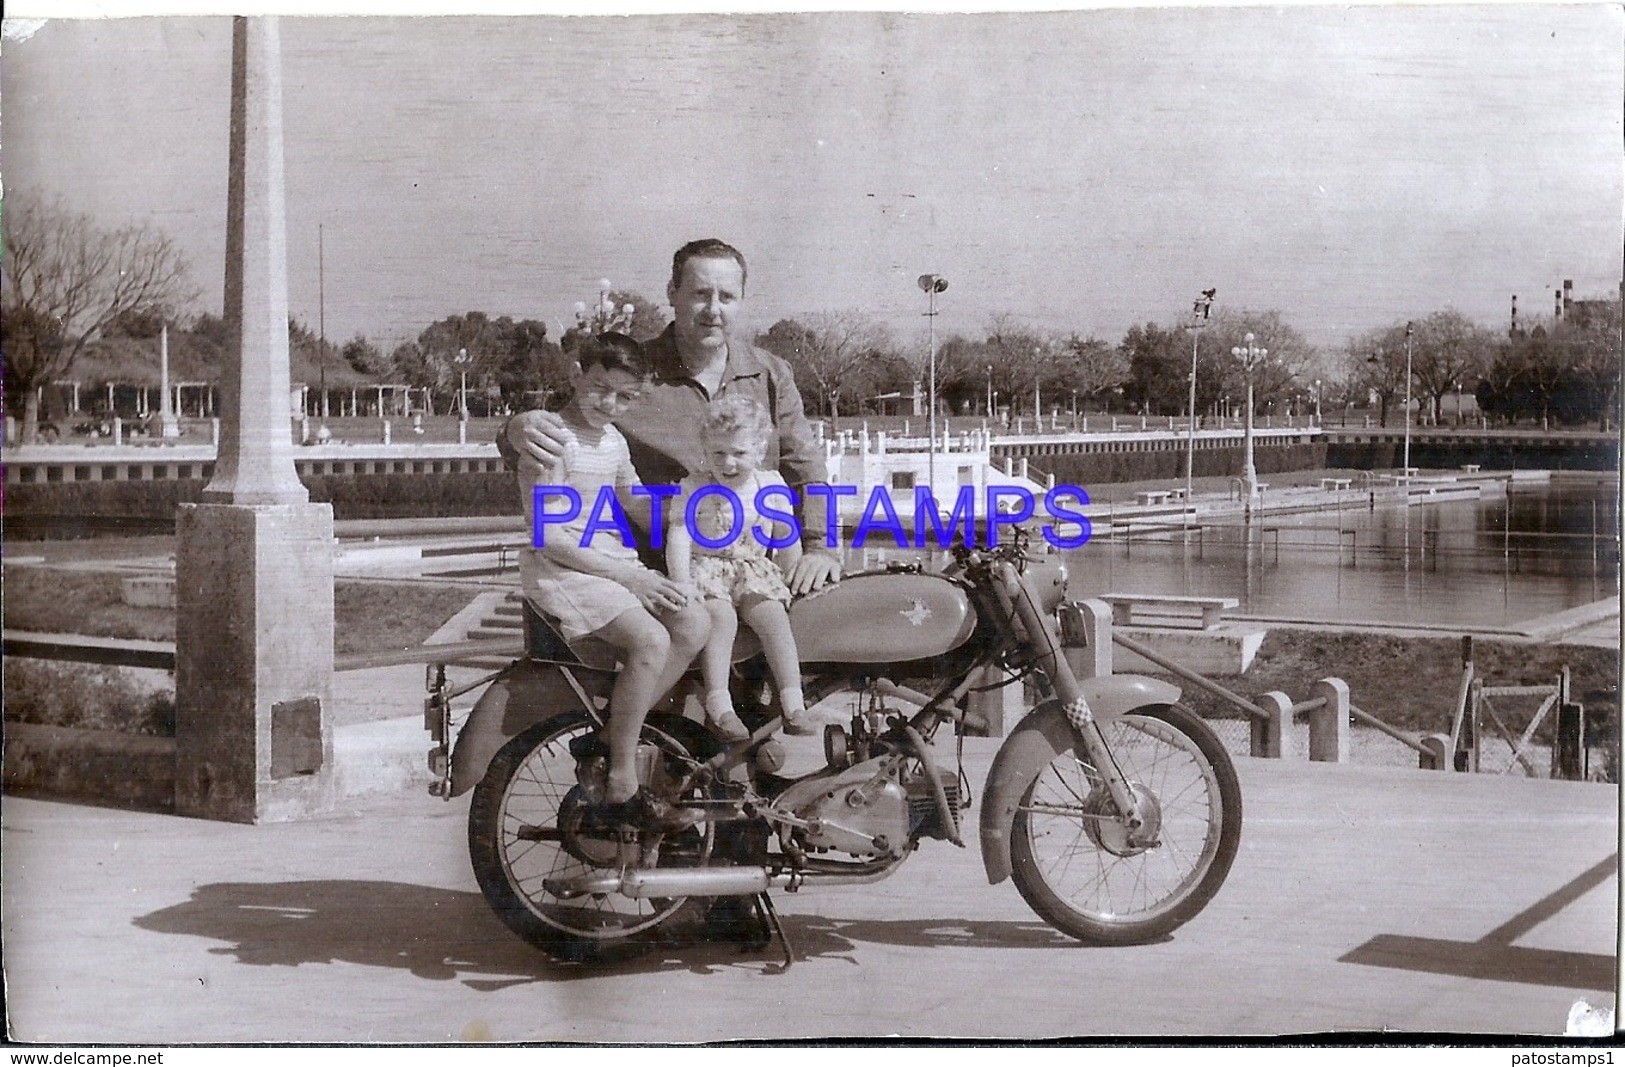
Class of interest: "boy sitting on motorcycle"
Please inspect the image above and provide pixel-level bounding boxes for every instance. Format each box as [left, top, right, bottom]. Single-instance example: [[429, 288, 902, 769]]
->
[[515, 332, 711, 833]]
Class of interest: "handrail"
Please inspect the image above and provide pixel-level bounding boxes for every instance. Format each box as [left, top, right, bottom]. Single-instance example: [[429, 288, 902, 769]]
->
[[1348, 702, 1431, 756]]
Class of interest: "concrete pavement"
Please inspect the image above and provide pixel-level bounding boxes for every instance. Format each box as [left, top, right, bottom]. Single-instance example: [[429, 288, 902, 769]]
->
[[3, 731, 1618, 1042]]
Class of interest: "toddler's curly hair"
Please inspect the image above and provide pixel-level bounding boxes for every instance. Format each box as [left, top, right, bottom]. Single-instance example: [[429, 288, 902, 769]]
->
[[701, 393, 774, 460]]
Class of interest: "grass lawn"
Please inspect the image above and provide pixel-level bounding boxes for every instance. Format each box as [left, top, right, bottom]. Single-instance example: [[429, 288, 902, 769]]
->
[[1176, 628, 1619, 739]]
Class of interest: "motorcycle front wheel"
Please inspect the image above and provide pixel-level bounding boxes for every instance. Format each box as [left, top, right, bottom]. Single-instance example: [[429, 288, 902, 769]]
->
[[1009, 703, 1241, 945], [467, 711, 716, 959]]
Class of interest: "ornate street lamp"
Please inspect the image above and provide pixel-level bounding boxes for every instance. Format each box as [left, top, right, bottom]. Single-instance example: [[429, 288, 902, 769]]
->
[[918, 273, 948, 493], [1231, 332, 1268, 509], [574, 277, 637, 336]]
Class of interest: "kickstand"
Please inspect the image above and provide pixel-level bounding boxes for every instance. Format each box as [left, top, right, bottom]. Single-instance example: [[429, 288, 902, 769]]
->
[[753, 892, 793, 972]]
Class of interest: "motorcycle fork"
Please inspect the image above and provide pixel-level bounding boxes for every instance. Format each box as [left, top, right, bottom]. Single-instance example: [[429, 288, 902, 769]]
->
[[996, 562, 1150, 843]]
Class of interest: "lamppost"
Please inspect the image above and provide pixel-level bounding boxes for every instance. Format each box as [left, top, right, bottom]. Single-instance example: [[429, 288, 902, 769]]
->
[[985, 364, 993, 419], [574, 278, 636, 336], [1313, 378, 1322, 425], [455, 347, 471, 419], [918, 273, 948, 494], [1183, 288, 1216, 508], [1231, 332, 1268, 509], [1401, 320, 1414, 477], [317, 222, 328, 435]]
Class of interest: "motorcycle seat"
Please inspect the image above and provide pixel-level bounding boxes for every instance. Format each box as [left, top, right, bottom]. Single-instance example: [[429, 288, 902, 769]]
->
[[521, 599, 621, 670]]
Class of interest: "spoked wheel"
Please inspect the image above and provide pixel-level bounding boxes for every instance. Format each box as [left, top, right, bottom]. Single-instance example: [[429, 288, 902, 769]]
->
[[1010, 703, 1241, 945], [467, 712, 717, 959]]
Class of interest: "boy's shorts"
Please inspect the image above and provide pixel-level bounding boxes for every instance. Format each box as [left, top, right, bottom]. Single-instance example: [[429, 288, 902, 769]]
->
[[519, 550, 645, 642]]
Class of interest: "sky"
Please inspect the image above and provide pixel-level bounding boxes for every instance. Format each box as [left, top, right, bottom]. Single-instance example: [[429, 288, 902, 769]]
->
[[3, 5, 1621, 357]]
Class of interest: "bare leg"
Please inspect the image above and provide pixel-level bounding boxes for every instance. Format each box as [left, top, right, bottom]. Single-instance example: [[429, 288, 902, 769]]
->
[[590, 607, 672, 803], [650, 599, 711, 702], [698, 600, 739, 706], [739, 596, 808, 733]]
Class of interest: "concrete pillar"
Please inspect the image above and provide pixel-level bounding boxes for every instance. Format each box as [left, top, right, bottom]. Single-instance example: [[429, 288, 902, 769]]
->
[[211, 417, 221, 446], [175, 16, 334, 823], [158, 323, 181, 438], [1419, 733, 1451, 771], [457, 419, 468, 445], [113, 416, 123, 446], [1057, 598, 1111, 680], [1307, 677, 1350, 763], [382, 419, 391, 444], [1252, 691, 1292, 758]]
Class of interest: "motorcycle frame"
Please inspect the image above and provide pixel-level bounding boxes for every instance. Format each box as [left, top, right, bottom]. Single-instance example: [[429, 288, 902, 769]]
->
[[432, 540, 1183, 886]]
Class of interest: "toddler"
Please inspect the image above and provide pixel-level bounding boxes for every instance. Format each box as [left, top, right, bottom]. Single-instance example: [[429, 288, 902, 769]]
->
[[667, 393, 813, 739]]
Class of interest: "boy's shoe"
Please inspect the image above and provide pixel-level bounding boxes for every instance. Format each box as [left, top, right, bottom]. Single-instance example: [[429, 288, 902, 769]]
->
[[593, 788, 703, 834], [780, 708, 816, 737], [707, 710, 751, 741]]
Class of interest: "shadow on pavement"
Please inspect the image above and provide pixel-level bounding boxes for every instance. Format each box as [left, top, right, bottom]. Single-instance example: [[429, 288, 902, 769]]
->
[[1339, 853, 1619, 992], [133, 879, 1097, 986]]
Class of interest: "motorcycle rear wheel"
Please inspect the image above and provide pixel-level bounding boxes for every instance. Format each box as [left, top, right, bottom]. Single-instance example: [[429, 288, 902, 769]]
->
[[1009, 703, 1241, 945], [467, 711, 716, 959]]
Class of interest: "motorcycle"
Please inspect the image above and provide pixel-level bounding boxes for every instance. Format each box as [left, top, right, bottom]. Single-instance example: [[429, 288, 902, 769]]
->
[[424, 526, 1242, 963]]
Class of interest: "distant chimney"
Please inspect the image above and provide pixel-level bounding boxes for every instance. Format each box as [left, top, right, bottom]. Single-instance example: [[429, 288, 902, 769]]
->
[[1563, 279, 1574, 316], [1510, 295, 1519, 337], [1555, 289, 1564, 319]]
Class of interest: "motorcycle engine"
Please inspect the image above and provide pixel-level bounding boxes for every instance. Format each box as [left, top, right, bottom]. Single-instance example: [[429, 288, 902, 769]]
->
[[783, 753, 964, 857], [783, 759, 912, 859]]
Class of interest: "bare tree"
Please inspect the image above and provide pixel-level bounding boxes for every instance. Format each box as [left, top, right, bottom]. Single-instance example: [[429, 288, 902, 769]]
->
[[1200, 309, 1317, 417], [1560, 299, 1622, 431], [1411, 310, 1495, 424], [1054, 333, 1129, 411], [758, 310, 891, 418], [984, 312, 1054, 418], [2, 197, 193, 442]]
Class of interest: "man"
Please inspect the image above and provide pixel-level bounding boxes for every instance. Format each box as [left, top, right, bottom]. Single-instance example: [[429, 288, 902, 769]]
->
[[504, 238, 841, 593]]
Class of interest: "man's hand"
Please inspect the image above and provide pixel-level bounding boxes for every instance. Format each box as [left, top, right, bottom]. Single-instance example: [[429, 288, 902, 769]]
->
[[624, 569, 695, 615], [785, 550, 841, 596], [505, 409, 570, 468]]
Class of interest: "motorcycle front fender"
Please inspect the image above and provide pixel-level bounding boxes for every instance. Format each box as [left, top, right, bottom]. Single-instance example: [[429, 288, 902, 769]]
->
[[448, 659, 603, 797], [978, 674, 1182, 885]]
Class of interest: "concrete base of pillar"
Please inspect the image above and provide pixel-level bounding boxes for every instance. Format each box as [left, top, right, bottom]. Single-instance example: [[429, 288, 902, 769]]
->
[[174, 502, 336, 823], [1110, 625, 1266, 676]]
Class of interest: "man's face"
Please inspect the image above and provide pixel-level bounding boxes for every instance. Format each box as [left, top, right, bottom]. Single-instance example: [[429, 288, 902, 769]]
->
[[667, 255, 744, 363]]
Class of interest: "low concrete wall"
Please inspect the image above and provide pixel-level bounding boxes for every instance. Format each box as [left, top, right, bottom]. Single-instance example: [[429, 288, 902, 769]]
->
[[3, 723, 176, 811]]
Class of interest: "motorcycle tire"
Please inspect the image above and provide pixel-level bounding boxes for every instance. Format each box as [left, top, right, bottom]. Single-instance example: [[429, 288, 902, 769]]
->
[[467, 711, 718, 960], [1009, 703, 1241, 945]]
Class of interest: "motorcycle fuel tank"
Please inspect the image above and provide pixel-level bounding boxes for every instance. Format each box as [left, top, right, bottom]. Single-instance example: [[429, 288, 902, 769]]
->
[[784, 572, 977, 664]]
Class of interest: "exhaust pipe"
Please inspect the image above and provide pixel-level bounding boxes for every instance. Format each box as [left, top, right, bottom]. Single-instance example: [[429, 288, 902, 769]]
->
[[545, 866, 776, 899], [543, 861, 905, 900], [623, 867, 775, 897]]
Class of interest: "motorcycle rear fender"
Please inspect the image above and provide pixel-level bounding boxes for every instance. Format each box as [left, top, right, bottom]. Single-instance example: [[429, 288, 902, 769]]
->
[[448, 659, 604, 797], [978, 674, 1181, 886]]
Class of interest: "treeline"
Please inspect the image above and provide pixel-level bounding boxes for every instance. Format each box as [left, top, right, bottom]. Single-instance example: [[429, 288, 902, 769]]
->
[[7, 195, 1618, 444]]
